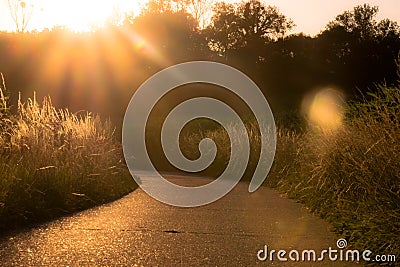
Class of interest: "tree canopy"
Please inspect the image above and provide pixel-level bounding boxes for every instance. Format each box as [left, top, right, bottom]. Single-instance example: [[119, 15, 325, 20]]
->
[[206, 1, 294, 55], [326, 4, 399, 40], [0, 1, 399, 126]]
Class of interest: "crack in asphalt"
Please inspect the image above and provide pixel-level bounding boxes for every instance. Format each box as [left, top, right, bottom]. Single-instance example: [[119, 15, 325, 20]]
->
[[55, 227, 260, 237]]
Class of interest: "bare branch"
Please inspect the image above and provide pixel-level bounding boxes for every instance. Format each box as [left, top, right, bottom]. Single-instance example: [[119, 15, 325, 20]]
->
[[7, 0, 34, 32]]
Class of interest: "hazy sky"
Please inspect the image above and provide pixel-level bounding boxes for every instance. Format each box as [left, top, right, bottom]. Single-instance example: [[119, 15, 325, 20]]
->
[[261, 0, 400, 35], [0, 0, 399, 34]]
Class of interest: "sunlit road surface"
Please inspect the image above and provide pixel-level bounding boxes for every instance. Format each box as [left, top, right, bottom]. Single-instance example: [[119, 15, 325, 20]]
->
[[0, 174, 358, 266]]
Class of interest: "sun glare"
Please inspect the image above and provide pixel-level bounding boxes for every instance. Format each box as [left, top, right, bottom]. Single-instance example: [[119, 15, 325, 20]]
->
[[302, 88, 345, 132], [33, 0, 144, 32]]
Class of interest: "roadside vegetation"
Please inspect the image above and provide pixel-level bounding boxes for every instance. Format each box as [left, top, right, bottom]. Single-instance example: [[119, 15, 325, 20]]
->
[[177, 82, 399, 261], [267, 84, 400, 260], [0, 79, 136, 231]]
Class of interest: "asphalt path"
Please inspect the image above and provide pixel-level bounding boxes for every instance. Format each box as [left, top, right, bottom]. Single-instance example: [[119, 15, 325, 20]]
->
[[0, 174, 359, 266]]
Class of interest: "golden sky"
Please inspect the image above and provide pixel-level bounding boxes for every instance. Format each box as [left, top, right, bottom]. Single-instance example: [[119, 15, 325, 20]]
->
[[0, 0, 144, 31], [0, 0, 399, 34]]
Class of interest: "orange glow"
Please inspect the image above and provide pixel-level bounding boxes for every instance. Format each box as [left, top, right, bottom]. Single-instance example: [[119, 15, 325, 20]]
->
[[33, 25, 171, 114], [123, 30, 169, 66], [30, 0, 144, 32], [302, 87, 345, 132]]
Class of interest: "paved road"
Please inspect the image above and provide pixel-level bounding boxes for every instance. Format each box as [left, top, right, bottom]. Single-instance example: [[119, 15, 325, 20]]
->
[[0, 174, 358, 266]]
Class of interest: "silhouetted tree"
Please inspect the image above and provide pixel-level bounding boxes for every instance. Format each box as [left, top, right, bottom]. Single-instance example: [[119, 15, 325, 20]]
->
[[238, 1, 294, 41], [206, 1, 293, 58], [326, 4, 399, 41], [376, 18, 400, 41], [204, 2, 240, 55], [320, 4, 400, 94], [140, 0, 213, 28], [183, 0, 215, 28]]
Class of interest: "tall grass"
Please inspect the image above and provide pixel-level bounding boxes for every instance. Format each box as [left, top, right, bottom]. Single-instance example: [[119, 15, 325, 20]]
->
[[269, 84, 400, 261], [177, 84, 399, 262], [0, 82, 135, 231]]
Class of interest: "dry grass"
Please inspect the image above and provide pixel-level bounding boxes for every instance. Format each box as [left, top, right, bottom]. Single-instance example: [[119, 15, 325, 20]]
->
[[176, 84, 399, 263], [267, 85, 400, 262], [0, 83, 135, 231]]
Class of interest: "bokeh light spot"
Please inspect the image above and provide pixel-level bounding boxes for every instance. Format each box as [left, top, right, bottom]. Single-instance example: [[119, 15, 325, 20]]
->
[[302, 87, 345, 131]]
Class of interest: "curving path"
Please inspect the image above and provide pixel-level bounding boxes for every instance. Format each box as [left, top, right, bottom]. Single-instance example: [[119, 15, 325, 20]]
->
[[0, 174, 358, 266]]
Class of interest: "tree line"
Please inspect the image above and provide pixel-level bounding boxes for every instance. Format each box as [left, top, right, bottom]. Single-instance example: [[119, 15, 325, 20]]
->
[[0, 0, 399, 127]]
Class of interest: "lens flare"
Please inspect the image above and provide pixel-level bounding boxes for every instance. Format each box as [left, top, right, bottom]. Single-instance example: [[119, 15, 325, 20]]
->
[[123, 29, 170, 67], [302, 88, 345, 131]]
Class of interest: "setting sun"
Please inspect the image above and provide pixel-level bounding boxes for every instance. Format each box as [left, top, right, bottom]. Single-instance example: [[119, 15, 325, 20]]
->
[[20, 0, 144, 32], [1, 0, 399, 33]]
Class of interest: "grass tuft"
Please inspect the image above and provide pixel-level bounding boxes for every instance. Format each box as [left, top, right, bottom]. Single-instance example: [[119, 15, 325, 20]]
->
[[0, 84, 135, 231]]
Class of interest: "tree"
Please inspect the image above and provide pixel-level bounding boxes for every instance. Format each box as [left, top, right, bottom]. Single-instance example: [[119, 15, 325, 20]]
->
[[141, 0, 214, 28], [183, 0, 215, 28], [320, 4, 400, 95], [238, 1, 294, 42], [325, 4, 399, 40], [7, 0, 34, 33], [206, 1, 293, 54], [376, 18, 400, 41], [205, 2, 241, 55], [141, 0, 174, 14]]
